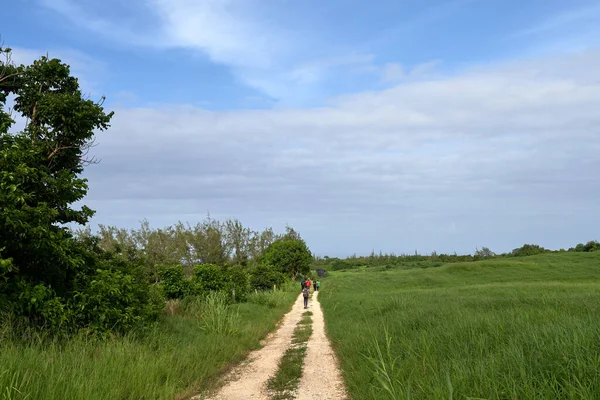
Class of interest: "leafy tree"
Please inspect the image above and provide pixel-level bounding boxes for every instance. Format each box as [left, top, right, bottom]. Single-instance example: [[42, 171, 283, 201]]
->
[[0, 47, 112, 294], [511, 244, 546, 257], [225, 219, 252, 266], [0, 46, 162, 334], [249, 264, 286, 290], [260, 236, 312, 279], [193, 263, 226, 293], [569, 241, 600, 252], [475, 247, 495, 258], [158, 264, 192, 299]]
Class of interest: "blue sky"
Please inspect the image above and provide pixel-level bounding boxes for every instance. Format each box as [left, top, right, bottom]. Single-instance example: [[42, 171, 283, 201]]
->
[[3, 0, 600, 256]]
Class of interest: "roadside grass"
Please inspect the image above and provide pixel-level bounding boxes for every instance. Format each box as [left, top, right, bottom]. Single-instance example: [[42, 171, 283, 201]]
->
[[267, 311, 313, 400], [319, 252, 600, 399], [247, 281, 298, 309], [0, 288, 298, 400]]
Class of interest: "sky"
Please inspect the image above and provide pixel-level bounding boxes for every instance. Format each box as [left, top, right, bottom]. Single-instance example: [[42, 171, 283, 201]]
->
[[3, 0, 600, 257]]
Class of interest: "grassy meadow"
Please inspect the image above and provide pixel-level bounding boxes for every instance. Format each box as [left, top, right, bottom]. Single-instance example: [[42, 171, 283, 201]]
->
[[319, 252, 600, 399], [0, 287, 298, 400]]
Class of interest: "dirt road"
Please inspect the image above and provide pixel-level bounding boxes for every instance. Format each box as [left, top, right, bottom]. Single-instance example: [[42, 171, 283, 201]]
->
[[297, 291, 347, 399], [195, 290, 347, 400]]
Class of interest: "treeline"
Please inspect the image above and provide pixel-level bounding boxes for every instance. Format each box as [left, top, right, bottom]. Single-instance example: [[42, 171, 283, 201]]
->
[[75, 217, 311, 279], [74, 218, 314, 298], [316, 241, 600, 271]]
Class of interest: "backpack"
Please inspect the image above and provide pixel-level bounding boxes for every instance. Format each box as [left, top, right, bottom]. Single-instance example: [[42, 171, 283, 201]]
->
[[302, 288, 309, 298]]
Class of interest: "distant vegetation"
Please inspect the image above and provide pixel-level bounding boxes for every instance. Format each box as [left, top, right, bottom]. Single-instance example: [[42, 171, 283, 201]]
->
[[315, 240, 600, 272]]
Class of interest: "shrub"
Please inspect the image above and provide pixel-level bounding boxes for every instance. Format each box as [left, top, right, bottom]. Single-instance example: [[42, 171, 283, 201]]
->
[[193, 264, 226, 294], [13, 281, 69, 331], [569, 241, 600, 252], [583, 241, 600, 252], [250, 264, 286, 291], [158, 264, 192, 299], [511, 244, 546, 257], [70, 264, 163, 336], [328, 259, 360, 271], [224, 265, 250, 302]]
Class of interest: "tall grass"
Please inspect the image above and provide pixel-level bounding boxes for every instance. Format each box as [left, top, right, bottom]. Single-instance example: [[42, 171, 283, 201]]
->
[[247, 281, 298, 309], [0, 286, 298, 400], [0, 369, 32, 400], [200, 292, 241, 335], [320, 252, 600, 399]]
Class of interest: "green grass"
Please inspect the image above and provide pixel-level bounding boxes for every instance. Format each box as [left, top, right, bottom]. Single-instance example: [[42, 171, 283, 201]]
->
[[0, 288, 298, 400], [319, 252, 600, 399], [267, 312, 313, 400]]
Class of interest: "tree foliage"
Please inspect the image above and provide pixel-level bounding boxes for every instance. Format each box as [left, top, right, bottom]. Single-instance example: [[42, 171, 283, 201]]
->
[[260, 234, 313, 279], [0, 46, 165, 334], [569, 241, 600, 253], [249, 264, 286, 291]]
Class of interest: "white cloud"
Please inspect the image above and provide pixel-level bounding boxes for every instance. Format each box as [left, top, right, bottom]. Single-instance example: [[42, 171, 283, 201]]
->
[[80, 49, 600, 256], [511, 4, 600, 39], [380, 60, 442, 83], [37, 0, 376, 104], [150, 0, 279, 69], [507, 4, 600, 56]]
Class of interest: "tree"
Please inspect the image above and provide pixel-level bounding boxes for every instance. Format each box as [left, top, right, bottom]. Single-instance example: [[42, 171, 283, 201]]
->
[[475, 247, 495, 258], [0, 47, 161, 333], [249, 264, 285, 290], [511, 244, 546, 257], [0, 47, 113, 293], [260, 236, 312, 279], [225, 219, 251, 266]]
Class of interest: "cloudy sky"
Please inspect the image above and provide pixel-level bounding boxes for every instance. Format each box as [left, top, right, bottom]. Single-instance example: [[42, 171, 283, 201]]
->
[[3, 0, 600, 256]]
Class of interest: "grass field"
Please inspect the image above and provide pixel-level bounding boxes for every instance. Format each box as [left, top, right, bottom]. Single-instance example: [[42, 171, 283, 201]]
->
[[319, 252, 600, 399], [0, 288, 298, 400]]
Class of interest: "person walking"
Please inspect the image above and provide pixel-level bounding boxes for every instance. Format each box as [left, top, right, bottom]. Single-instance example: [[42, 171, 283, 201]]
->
[[302, 285, 310, 309], [316, 280, 320, 291], [306, 278, 312, 291], [301, 277, 306, 290]]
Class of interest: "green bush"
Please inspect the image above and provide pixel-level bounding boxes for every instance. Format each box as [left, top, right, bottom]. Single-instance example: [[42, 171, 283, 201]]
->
[[224, 265, 250, 302], [1, 237, 163, 336], [70, 265, 163, 336], [13, 281, 69, 331], [158, 264, 192, 299], [250, 264, 286, 291], [193, 264, 226, 294], [511, 244, 547, 257], [570, 241, 600, 252]]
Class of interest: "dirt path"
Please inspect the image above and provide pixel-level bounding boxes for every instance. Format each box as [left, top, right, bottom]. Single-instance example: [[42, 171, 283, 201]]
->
[[196, 293, 306, 400], [195, 290, 347, 400], [297, 291, 348, 400]]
